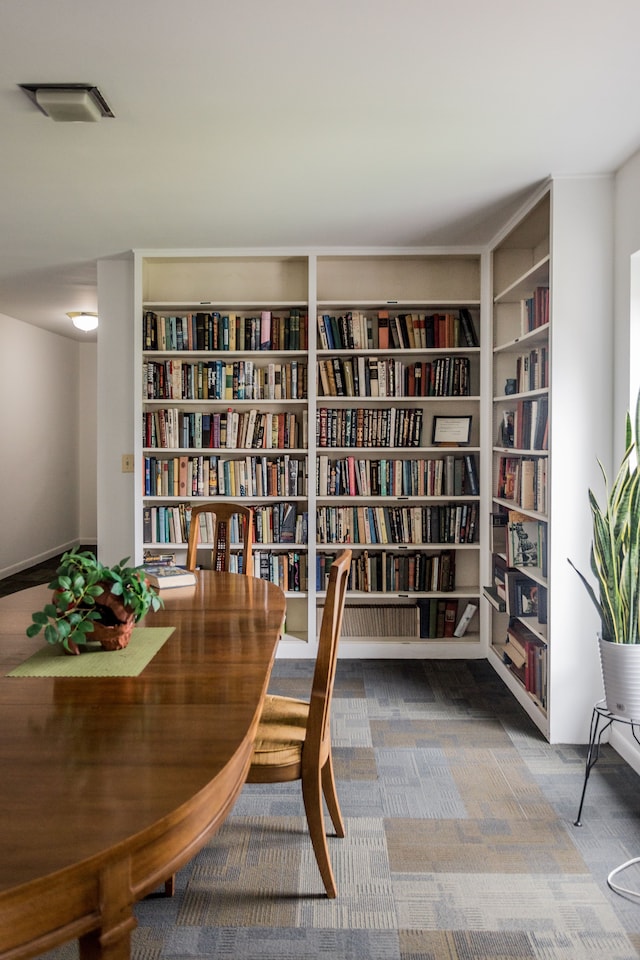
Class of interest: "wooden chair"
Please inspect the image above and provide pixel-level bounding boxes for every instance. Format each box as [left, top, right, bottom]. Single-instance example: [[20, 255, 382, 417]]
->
[[246, 549, 352, 898], [159, 502, 255, 898], [185, 502, 254, 575]]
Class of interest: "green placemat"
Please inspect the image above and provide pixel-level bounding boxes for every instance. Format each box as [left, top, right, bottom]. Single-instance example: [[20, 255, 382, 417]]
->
[[7, 626, 175, 678]]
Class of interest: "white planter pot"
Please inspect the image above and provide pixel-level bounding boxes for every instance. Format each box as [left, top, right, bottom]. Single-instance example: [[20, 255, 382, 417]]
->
[[599, 636, 640, 720]]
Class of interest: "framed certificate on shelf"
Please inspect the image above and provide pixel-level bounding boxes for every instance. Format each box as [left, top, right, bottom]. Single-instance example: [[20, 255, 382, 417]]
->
[[432, 415, 472, 446]]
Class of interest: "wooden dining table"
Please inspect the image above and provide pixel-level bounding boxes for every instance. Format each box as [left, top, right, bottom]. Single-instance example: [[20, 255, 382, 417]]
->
[[0, 570, 286, 960]]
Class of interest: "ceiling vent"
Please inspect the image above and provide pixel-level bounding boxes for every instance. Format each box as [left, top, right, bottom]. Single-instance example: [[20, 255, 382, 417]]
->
[[18, 83, 114, 122]]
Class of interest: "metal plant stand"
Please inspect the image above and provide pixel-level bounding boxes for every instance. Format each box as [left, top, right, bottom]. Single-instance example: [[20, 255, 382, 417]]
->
[[574, 699, 640, 902]]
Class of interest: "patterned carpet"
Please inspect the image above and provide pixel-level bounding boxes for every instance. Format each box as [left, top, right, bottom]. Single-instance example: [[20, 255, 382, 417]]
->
[[36, 656, 640, 960]]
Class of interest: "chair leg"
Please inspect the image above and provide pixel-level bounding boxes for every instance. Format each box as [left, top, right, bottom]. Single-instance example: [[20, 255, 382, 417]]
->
[[302, 768, 338, 898], [164, 875, 176, 897], [322, 751, 345, 838]]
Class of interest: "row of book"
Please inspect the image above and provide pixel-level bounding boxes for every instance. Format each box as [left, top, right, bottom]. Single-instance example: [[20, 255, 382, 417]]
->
[[318, 355, 472, 399], [497, 455, 547, 514], [317, 309, 479, 351], [157, 505, 246, 552], [316, 453, 479, 498], [317, 548, 457, 594], [143, 454, 306, 499], [316, 502, 479, 546], [330, 604, 417, 639], [417, 599, 478, 639], [317, 406, 423, 449], [143, 449, 478, 501], [182, 525, 309, 590], [253, 505, 308, 546], [143, 408, 306, 451], [491, 510, 548, 575], [498, 396, 548, 451], [490, 553, 548, 624], [523, 287, 549, 333], [144, 405, 426, 452], [144, 502, 308, 547], [499, 618, 547, 708], [143, 358, 307, 401], [143, 310, 308, 352], [253, 551, 308, 592], [513, 345, 548, 393]]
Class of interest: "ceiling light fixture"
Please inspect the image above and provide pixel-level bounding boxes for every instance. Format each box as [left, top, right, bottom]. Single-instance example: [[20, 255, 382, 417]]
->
[[18, 83, 114, 122], [68, 312, 99, 332]]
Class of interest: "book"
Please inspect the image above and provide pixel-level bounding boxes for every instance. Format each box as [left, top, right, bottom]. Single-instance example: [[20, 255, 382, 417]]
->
[[504, 634, 527, 668], [490, 512, 508, 555], [492, 552, 510, 601], [506, 511, 539, 567], [143, 565, 197, 589], [537, 584, 548, 624], [378, 310, 389, 349], [459, 307, 479, 347], [280, 503, 297, 543], [417, 599, 438, 638], [483, 586, 506, 612], [259, 311, 272, 350], [143, 550, 176, 565], [464, 453, 479, 495], [519, 459, 536, 511], [443, 599, 459, 637], [453, 602, 478, 637], [317, 314, 330, 349]]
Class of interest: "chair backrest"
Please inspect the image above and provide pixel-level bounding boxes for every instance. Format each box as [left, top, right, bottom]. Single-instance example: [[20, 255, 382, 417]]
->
[[305, 550, 352, 765], [185, 503, 254, 574]]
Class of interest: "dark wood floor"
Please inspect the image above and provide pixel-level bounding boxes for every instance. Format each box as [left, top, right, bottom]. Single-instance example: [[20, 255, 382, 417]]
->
[[0, 546, 95, 599]]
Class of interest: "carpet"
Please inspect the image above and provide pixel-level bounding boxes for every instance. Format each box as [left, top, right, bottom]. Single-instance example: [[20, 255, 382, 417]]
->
[[40, 659, 640, 960]]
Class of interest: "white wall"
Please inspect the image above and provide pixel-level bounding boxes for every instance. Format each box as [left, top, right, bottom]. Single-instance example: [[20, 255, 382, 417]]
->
[[607, 146, 640, 770], [613, 147, 640, 447], [547, 176, 614, 743], [78, 341, 98, 542], [96, 257, 136, 566], [0, 313, 97, 577]]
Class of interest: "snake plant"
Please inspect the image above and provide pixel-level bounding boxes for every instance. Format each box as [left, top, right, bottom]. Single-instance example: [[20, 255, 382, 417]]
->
[[569, 390, 640, 643]]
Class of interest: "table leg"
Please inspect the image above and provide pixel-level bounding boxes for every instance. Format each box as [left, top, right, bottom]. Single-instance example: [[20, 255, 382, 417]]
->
[[79, 920, 136, 960], [78, 859, 137, 960]]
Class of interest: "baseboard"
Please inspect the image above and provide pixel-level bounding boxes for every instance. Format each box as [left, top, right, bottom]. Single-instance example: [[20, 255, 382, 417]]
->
[[0, 540, 82, 581], [610, 725, 640, 777]]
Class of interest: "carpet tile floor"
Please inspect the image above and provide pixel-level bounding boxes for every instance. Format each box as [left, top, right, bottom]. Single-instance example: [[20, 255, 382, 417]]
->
[[28, 655, 640, 959]]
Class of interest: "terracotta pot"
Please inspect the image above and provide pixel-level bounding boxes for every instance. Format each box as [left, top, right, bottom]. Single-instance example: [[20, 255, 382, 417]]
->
[[58, 584, 136, 653], [90, 615, 135, 650], [89, 585, 135, 650]]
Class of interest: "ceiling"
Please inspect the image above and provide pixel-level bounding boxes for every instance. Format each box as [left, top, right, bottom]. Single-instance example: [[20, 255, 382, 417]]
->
[[3, 0, 640, 341]]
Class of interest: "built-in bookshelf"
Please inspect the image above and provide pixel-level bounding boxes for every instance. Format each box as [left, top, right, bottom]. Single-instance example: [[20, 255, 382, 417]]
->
[[134, 251, 483, 653], [138, 256, 310, 643], [88, 175, 610, 737], [483, 178, 612, 742], [313, 254, 482, 649], [484, 191, 551, 730]]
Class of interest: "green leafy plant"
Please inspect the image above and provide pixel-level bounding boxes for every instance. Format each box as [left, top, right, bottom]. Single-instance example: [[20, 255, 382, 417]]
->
[[26, 547, 163, 652], [568, 390, 640, 643]]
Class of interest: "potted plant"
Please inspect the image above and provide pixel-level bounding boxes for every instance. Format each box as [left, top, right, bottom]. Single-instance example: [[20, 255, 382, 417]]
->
[[26, 547, 163, 654], [569, 389, 640, 718]]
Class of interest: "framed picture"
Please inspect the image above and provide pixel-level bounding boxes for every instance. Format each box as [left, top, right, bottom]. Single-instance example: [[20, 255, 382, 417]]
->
[[432, 415, 472, 446], [505, 570, 539, 618]]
